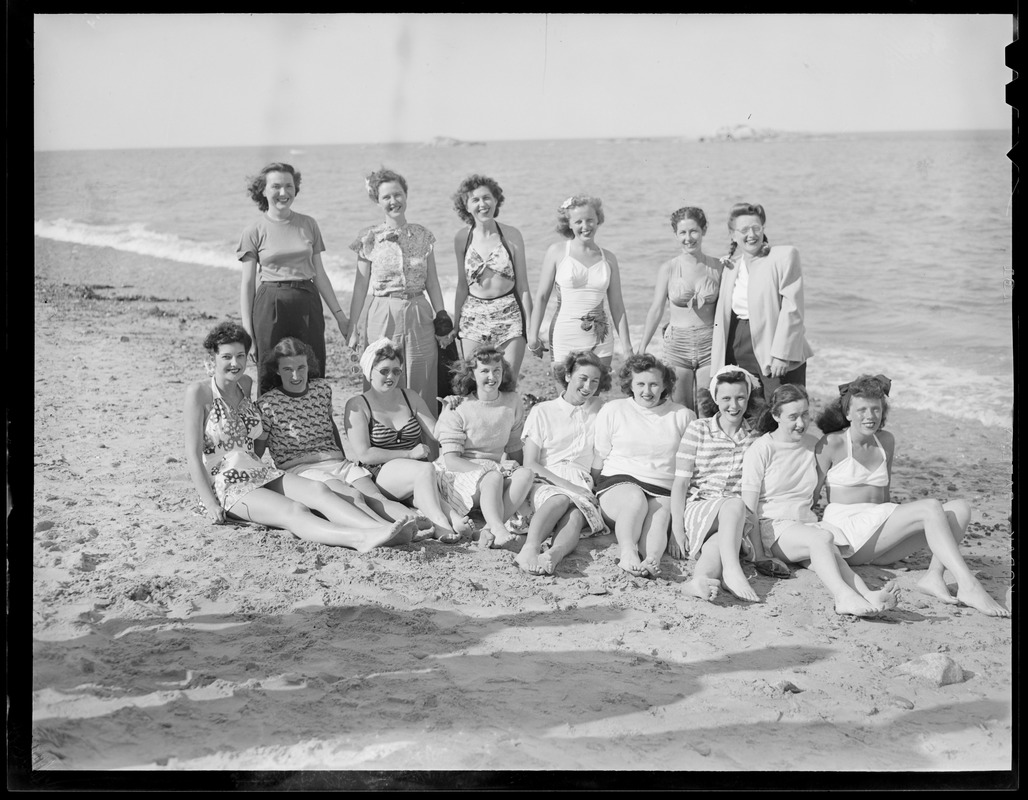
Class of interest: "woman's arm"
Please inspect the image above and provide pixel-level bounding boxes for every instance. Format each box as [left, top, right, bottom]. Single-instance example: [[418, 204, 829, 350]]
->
[[408, 390, 442, 461], [522, 439, 591, 496], [312, 253, 349, 336], [879, 429, 895, 503], [526, 245, 559, 353], [605, 252, 633, 354], [343, 396, 430, 465], [668, 475, 690, 559], [741, 489, 767, 561], [239, 259, 258, 361], [183, 381, 224, 523], [637, 261, 671, 354], [812, 436, 829, 510], [769, 247, 807, 376], [507, 225, 534, 334], [452, 229, 471, 338], [347, 258, 372, 348], [424, 250, 446, 315]]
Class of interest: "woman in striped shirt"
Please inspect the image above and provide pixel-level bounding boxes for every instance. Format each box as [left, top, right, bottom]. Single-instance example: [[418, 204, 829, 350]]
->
[[670, 366, 762, 602]]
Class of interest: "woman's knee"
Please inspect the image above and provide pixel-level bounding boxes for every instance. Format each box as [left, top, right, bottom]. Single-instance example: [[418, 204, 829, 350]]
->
[[719, 497, 747, 519], [943, 498, 972, 529], [544, 495, 571, 515]]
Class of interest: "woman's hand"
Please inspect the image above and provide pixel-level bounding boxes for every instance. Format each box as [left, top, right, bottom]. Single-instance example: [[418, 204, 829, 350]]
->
[[409, 443, 431, 461], [347, 326, 361, 351], [207, 504, 227, 525], [668, 528, 687, 560], [527, 337, 546, 359], [436, 331, 458, 348], [768, 357, 789, 378], [437, 394, 465, 412]]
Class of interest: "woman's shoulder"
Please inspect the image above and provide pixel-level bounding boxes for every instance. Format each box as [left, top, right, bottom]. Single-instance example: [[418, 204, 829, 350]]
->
[[876, 429, 896, 450], [453, 225, 472, 247], [344, 392, 371, 412], [496, 221, 524, 244], [185, 378, 213, 404]]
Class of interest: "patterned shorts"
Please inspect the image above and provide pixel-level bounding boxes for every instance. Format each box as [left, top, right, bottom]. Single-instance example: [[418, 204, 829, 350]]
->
[[662, 324, 713, 371], [459, 292, 526, 345]]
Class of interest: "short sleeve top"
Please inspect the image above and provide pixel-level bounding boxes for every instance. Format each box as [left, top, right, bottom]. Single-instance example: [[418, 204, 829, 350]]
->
[[349, 222, 436, 296], [522, 395, 601, 471], [236, 212, 325, 282], [676, 415, 759, 500], [741, 432, 820, 523]]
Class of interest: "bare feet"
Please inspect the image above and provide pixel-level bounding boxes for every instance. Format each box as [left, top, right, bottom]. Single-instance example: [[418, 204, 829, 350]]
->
[[449, 512, 476, 538], [721, 574, 760, 603], [537, 549, 555, 575], [640, 556, 662, 578], [684, 576, 720, 602], [481, 524, 515, 549], [357, 518, 417, 553], [916, 572, 959, 604], [433, 525, 462, 544], [834, 595, 881, 618], [515, 547, 546, 576], [616, 550, 646, 577], [864, 582, 900, 612], [956, 582, 1011, 617]]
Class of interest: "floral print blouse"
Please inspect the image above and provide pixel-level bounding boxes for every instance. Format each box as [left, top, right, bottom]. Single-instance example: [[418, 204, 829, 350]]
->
[[349, 222, 436, 297]]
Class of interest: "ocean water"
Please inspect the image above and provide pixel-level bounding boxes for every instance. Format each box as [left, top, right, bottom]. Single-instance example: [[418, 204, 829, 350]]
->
[[34, 131, 1014, 428]]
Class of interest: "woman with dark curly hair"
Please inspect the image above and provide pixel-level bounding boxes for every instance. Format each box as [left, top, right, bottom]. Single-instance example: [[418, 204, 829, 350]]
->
[[815, 375, 1007, 616], [591, 354, 695, 577], [515, 351, 613, 576], [711, 203, 813, 402], [347, 168, 449, 410], [526, 195, 632, 374], [450, 174, 532, 383], [637, 206, 724, 412], [433, 345, 535, 549], [237, 162, 348, 393], [183, 322, 415, 550]]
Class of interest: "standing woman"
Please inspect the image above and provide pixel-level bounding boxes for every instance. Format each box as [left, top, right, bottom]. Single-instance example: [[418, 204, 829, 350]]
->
[[347, 168, 449, 410], [450, 174, 533, 383], [238, 162, 348, 393], [637, 206, 724, 412], [526, 195, 633, 375], [711, 203, 813, 402]]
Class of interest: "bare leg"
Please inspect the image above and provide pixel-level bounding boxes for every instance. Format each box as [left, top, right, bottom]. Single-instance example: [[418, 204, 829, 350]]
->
[[638, 496, 670, 577], [833, 551, 899, 612], [694, 364, 712, 415], [516, 495, 570, 575], [350, 476, 419, 527], [671, 367, 691, 408], [277, 474, 406, 529], [502, 467, 536, 520], [684, 535, 723, 602], [541, 508, 586, 575], [599, 485, 648, 576], [499, 336, 528, 388], [475, 471, 513, 549], [714, 498, 759, 601], [228, 486, 414, 550], [774, 524, 879, 617], [321, 479, 391, 523], [850, 499, 1007, 617], [375, 461, 460, 542]]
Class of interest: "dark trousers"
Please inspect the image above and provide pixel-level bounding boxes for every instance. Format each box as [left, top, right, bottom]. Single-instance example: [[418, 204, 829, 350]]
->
[[726, 312, 807, 402], [253, 280, 326, 395]]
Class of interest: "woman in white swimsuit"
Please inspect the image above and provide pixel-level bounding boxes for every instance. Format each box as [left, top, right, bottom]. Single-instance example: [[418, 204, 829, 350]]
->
[[450, 174, 532, 383], [637, 206, 724, 412], [526, 195, 632, 375], [816, 374, 1009, 617]]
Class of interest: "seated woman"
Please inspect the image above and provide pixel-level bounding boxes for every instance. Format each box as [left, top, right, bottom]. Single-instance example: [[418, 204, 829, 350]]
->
[[343, 339, 471, 543], [816, 374, 1008, 617], [255, 336, 452, 542], [183, 322, 415, 551], [592, 354, 696, 578], [516, 351, 611, 576], [669, 365, 762, 602], [741, 384, 898, 617], [434, 345, 536, 549]]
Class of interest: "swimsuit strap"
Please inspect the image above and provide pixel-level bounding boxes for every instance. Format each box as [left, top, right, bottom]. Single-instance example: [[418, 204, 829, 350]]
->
[[399, 388, 416, 416], [494, 222, 516, 269], [463, 227, 474, 264]]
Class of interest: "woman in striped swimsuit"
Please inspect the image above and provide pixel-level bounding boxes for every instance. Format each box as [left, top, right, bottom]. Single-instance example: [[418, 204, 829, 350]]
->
[[343, 339, 471, 543]]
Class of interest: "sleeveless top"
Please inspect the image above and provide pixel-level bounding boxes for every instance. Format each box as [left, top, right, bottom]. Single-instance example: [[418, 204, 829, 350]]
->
[[464, 225, 516, 286], [826, 429, 890, 488], [555, 242, 610, 291], [667, 254, 721, 309], [361, 390, 423, 453]]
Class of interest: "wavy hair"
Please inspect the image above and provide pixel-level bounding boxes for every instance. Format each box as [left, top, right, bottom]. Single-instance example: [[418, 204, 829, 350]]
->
[[618, 353, 676, 403], [365, 168, 408, 202], [670, 206, 708, 233], [755, 384, 809, 433], [817, 375, 891, 434], [726, 202, 771, 259], [554, 350, 613, 394], [555, 195, 604, 239], [449, 345, 516, 396], [246, 163, 301, 213], [451, 174, 505, 226], [259, 336, 321, 393], [203, 321, 252, 355]]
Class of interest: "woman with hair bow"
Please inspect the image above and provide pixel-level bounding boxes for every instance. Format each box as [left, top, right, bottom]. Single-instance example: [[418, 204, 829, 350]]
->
[[815, 374, 1008, 616], [711, 203, 813, 402]]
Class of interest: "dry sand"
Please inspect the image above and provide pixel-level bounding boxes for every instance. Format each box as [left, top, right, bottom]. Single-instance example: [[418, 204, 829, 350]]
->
[[19, 237, 1015, 787]]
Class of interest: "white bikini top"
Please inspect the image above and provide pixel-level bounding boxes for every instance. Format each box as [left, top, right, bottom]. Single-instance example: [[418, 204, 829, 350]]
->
[[555, 242, 610, 290], [826, 429, 889, 488]]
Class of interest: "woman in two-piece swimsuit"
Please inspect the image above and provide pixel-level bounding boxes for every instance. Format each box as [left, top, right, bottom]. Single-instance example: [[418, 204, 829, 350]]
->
[[183, 321, 415, 551], [450, 175, 532, 383], [637, 206, 724, 412], [343, 339, 472, 543], [815, 374, 1008, 616], [527, 195, 632, 375]]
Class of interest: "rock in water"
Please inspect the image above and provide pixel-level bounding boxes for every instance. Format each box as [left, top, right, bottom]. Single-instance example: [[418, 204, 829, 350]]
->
[[896, 653, 966, 686]]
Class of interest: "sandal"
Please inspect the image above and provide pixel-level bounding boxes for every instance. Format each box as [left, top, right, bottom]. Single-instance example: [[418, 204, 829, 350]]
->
[[755, 558, 792, 579]]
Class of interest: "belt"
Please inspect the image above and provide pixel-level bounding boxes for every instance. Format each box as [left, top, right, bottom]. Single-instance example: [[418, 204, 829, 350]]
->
[[379, 289, 423, 299], [264, 279, 314, 289]]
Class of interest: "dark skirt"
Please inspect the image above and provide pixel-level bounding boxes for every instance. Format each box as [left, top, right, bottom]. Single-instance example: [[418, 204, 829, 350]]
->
[[253, 280, 326, 393], [594, 473, 672, 498]]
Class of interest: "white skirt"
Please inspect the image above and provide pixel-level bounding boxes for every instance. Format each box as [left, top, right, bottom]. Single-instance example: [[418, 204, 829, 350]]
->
[[822, 502, 898, 557]]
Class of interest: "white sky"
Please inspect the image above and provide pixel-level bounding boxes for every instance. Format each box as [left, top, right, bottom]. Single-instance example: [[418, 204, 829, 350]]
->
[[34, 13, 1013, 150]]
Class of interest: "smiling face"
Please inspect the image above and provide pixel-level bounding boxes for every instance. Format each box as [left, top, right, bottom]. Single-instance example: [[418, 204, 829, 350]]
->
[[473, 359, 504, 400], [773, 399, 811, 442], [675, 216, 706, 255], [564, 364, 602, 406], [212, 342, 248, 384], [466, 185, 497, 226], [845, 395, 884, 436], [630, 368, 665, 408], [276, 354, 309, 394], [731, 214, 765, 257], [714, 380, 749, 423], [377, 181, 407, 222], [370, 358, 403, 392], [567, 204, 600, 241], [262, 170, 296, 215]]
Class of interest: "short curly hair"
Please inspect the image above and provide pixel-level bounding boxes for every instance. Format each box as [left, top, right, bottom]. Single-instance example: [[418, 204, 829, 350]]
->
[[365, 168, 408, 202], [755, 383, 809, 433], [259, 336, 321, 393], [670, 206, 708, 233], [698, 368, 764, 419], [246, 163, 301, 213], [555, 195, 604, 239], [554, 350, 613, 394], [449, 344, 516, 396], [203, 321, 252, 355], [451, 174, 505, 226], [817, 375, 891, 434], [618, 353, 676, 403]]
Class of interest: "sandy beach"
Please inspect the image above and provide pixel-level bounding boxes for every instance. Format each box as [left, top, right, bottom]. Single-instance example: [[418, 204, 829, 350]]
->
[[21, 236, 1014, 785]]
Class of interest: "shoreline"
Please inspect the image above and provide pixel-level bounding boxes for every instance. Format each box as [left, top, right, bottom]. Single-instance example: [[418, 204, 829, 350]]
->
[[27, 236, 1013, 774]]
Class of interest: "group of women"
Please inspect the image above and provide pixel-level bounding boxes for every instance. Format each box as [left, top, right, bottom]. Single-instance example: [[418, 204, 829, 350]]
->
[[180, 162, 1008, 620]]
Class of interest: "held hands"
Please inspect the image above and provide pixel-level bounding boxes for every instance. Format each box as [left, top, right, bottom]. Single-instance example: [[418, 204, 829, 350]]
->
[[435, 331, 458, 349], [527, 337, 546, 359], [767, 357, 789, 379]]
